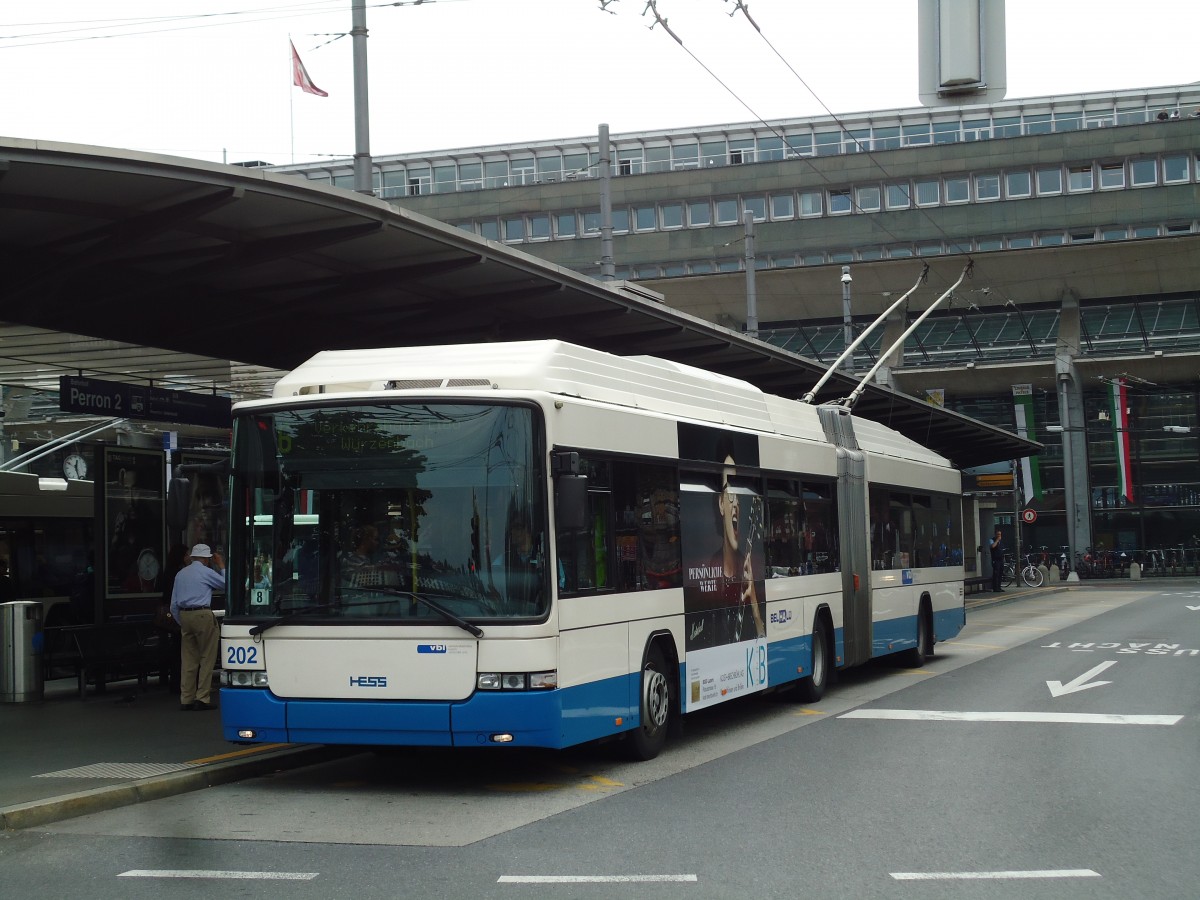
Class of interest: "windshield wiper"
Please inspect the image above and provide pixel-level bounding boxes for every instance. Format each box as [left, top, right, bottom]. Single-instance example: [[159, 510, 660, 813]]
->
[[367, 586, 484, 638], [247, 591, 484, 639], [248, 603, 337, 636]]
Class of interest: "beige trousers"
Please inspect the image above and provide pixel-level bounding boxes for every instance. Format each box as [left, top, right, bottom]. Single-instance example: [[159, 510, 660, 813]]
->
[[179, 608, 219, 705]]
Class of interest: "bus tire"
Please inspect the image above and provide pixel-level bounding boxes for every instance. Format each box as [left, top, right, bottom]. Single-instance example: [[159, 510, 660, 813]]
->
[[625, 643, 672, 761], [795, 618, 831, 703], [900, 603, 933, 668]]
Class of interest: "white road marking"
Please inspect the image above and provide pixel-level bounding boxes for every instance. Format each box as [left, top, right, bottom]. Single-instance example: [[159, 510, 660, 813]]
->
[[498, 875, 698, 884], [1047, 660, 1117, 697], [118, 870, 317, 880], [892, 869, 1100, 881], [841, 709, 1182, 725]]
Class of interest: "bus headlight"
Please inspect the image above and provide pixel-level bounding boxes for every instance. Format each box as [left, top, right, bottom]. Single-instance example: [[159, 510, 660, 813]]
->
[[222, 670, 269, 688], [477, 670, 557, 691]]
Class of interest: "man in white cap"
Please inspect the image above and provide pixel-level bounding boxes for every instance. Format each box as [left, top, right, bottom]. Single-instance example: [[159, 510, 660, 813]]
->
[[170, 543, 226, 711]]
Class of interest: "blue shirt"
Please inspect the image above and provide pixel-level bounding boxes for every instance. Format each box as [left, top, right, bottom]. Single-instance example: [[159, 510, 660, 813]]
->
[[171, 560, 226, 624]]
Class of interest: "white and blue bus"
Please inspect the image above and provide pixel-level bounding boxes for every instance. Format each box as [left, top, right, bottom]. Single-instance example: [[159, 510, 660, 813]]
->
[[219, 340, 964, 758]]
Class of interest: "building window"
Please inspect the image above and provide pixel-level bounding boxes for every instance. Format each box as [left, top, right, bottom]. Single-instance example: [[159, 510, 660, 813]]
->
[[914, 179, 940, 206], [799, 191, 823, 217], [886, 182, 911, 209], [1006, 170, 1031, 198], [554, 213, 577, 238], [688, 200, 711, 226], [829, 189, 852, 214], [902, 123, 931, 146], [645, 146, 671, 173], [932, 121, 960, 144], [1099, 163, 1125, 190], [504, 217, 525, 242], [701, 140, 727, 167], [529, 214, 550, 240], [634, 206, 656, 231], [945, 177, 970, 203], [975, 173, 1000, 201], [673, 143, 700, 169], [1008, 236, 1034, 249], [717, 259, 741, 273], [611, 208, 630, 234], [1162, 155, 1189, 183], [1100, 226, 1128, 241], [660, 202, 684, 229], [715, 199, 739, 224], [770, 193, 795, 219], [888, 246, 914, 258], [1036, 167, 1062, 195], [1024, 113, 1052, 135], [1130, 158, 1157, 187], [479, 220, 499, 241], [1069, 229, 1096, 243], [873, 126, 901, 150], [856, 185, 881, 212], [1068, 165, 1094, 192], [742, 196, 767, 221], [582, 210, 601, 235], [1037, 232, 1065, 246], [977, 237, 1004, 251], [1132, 225, 1160, 238]]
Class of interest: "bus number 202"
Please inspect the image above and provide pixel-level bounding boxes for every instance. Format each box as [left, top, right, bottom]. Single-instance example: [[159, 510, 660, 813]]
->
[[226, 645, 259, 666]]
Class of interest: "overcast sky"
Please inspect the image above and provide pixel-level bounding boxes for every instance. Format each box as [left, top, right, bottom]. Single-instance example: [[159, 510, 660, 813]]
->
[[2, 0, 1196, 166]]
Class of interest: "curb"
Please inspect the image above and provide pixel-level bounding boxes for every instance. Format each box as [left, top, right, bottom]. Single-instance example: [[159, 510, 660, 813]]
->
[[0, 744, 347, 831]]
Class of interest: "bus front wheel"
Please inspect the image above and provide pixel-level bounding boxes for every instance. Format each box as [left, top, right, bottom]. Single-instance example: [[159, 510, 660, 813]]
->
[[625, 644, 672, 760]]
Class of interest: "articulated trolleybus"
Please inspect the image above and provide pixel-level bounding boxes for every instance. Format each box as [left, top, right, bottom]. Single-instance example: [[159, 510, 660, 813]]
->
[[220, 340, 964, 759]]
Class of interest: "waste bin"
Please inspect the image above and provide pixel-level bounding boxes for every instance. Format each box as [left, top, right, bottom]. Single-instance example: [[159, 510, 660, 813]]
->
[[1, 600, 44, 702]]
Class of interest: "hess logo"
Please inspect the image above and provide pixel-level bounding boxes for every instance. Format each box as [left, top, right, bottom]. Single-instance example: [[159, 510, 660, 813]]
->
[[349, 675, 387, 688]]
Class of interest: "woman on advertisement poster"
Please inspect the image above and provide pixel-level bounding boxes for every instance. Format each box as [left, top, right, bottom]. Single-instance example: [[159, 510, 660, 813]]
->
[[682, 441, 766, 650]]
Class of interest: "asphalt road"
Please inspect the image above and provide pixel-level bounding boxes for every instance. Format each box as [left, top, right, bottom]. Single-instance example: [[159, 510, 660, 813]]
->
[[4, 583, 1198, 899]]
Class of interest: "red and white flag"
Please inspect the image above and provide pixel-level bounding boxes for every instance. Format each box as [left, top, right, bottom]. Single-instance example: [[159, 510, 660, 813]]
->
[[291, 40, 328, 97]]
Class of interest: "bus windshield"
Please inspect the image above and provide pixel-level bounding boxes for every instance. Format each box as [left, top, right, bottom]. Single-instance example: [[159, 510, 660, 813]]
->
[[227, 402, 548, 623]]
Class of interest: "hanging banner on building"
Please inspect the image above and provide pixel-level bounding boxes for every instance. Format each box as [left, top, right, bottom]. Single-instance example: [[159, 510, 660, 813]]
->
[[1109, 377, 1134, 502], [1012, 384, 1043, 504]]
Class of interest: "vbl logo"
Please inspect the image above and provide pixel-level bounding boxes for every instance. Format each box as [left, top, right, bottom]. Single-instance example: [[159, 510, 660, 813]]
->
[[350, 675, 388, 688]]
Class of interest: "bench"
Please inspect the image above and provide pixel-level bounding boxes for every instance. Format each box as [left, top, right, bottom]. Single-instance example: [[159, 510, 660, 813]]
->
[[964, 576, 990, 595], [58, 622, 167, 697]]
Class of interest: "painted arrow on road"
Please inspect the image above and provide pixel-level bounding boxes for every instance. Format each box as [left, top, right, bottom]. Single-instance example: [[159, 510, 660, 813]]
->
[[1187, 605, 1200, 611], [1047, 660, 1117, 698]]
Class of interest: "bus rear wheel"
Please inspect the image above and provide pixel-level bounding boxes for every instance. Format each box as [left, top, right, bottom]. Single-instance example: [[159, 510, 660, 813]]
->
[[795, 619, 830, 703], [625, 644, 672, 761]]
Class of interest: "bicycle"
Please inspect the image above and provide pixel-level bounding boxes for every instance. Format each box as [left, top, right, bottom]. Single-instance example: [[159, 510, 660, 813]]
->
[[1003, 552, 1044, 588]]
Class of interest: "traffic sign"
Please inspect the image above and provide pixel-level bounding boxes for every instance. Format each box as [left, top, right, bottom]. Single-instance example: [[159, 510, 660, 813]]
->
[[1022, 508, 1038, 524]]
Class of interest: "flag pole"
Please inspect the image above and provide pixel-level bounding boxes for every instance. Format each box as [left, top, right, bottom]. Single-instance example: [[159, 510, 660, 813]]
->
[[289, 35, 295, 164]]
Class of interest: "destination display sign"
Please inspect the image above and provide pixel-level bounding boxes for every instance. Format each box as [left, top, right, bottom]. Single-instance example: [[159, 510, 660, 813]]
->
[[59, 375, 232, 429]]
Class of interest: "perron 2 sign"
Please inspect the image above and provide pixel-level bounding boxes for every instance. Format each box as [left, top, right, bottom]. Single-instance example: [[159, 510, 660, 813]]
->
[[60, 375, 231, 429]]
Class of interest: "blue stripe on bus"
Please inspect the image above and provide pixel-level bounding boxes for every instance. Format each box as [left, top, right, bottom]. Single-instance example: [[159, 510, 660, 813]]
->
[[221, 674, 640, 749], [220, 609, 966, 747]]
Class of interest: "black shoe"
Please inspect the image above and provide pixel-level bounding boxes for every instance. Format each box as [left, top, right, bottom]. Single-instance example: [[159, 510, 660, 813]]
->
[[193, 701, 217, 711], [180, 702, 195, 711]]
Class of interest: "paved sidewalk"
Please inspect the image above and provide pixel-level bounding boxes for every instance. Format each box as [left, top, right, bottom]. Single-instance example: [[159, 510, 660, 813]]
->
[[0, 678, 341, 831], [3, 574, 1195, 832]]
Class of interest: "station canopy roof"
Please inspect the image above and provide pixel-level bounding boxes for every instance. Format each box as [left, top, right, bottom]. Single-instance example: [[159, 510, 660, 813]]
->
[[0, 138, 1037, 469]]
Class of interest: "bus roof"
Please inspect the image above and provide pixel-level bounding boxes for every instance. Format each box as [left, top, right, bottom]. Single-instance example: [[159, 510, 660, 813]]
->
[[259, 340, 948, 466]]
